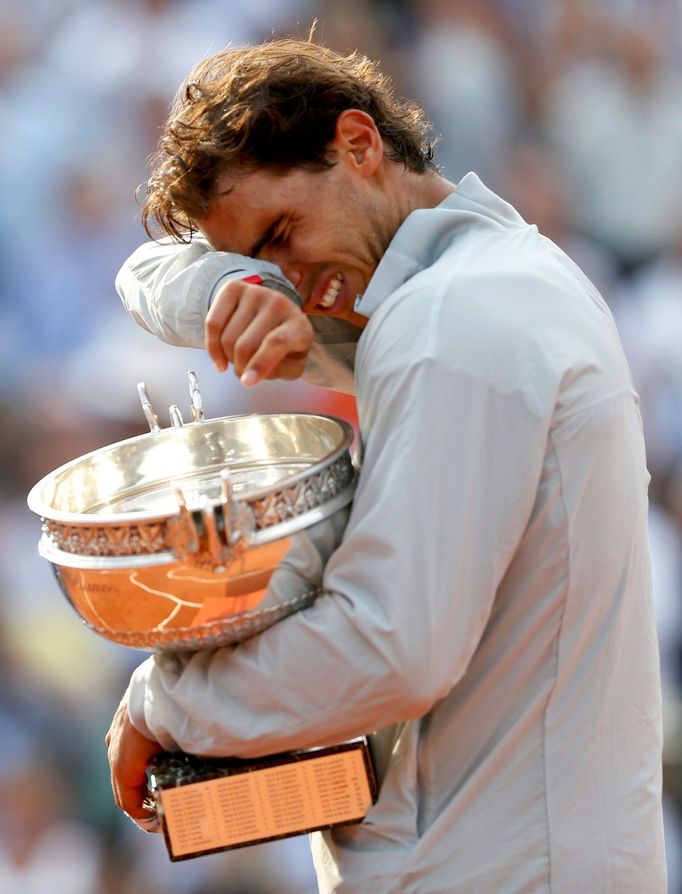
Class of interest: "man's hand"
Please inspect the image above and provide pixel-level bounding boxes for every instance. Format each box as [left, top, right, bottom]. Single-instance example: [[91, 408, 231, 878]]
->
[[106, 693, 164, 832], [206, 279, 314, 386]]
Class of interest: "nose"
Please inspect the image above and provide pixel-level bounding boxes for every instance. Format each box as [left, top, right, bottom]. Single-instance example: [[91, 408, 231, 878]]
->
[[281, 265, 302, 287], [258, 243, 305, 294], [272, 257, 304, 291]]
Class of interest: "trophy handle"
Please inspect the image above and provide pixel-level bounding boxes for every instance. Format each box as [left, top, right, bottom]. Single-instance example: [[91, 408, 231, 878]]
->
[[169, 405, 184, 428], [166, 472, 253, 570], [138, 370, 205, 433], [137, 381, 161, 433], [188, 370, 205, 422], [165, 485, 201, 561]]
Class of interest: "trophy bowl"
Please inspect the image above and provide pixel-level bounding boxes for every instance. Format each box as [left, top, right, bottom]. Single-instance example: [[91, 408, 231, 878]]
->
[[27, 374, 356, 652]]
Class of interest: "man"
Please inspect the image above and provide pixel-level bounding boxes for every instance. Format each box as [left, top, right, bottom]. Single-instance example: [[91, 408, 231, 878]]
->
[[107, 39, 666, 893]]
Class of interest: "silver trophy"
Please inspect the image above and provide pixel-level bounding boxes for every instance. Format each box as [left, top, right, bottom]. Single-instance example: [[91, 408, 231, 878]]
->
[[28, 374, 376, 859], [28, 372, 355, 651]]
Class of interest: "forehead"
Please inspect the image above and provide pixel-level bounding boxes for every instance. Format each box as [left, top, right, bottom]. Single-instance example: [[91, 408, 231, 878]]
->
[[198, 167, 316, 253]]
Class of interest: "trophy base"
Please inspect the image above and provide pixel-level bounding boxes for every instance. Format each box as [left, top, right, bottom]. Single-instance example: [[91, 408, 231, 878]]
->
[[147, 738, 377, 861]]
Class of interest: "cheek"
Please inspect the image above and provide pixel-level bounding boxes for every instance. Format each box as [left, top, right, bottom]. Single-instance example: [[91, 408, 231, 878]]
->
[[295, 199, 374, 270]]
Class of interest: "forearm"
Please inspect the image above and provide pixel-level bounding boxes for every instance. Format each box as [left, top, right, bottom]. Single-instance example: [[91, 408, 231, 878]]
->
[[127, 590, 427, 757], [115, 238, 359, 392], [116, 236, 220, 347], [115, 237, 299, 348], [126, 352, 549, 758]]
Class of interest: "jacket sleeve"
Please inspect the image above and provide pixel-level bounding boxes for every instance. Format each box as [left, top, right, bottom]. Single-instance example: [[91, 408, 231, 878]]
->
[[115, 239, 361, 393], [114, 236, 295, 349], [126, 289, 553, 758]]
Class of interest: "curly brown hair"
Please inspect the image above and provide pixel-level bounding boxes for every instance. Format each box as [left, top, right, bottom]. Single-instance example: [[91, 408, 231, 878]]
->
[[142, 38, 437, 240]]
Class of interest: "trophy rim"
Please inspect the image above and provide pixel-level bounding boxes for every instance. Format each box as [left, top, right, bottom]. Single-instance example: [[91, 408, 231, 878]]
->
[[27, 411, 355, 527]]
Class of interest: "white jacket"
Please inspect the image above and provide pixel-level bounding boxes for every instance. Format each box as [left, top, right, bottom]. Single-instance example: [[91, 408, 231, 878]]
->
[[119, 174, 666, 894]]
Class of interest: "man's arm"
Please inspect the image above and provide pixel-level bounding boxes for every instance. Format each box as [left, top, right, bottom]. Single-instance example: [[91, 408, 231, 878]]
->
[[116, 238, 313, 385], [108, 282, 553, 818], [115, 236, 226, 348], [116, 238, 359, 391]]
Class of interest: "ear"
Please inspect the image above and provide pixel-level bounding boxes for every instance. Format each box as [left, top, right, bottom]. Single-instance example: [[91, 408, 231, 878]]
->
[[331, 109, 384, 177]]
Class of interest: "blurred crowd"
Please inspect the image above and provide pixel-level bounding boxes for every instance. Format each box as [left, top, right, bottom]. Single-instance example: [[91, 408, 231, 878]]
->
[[2, 0, 682, 891]]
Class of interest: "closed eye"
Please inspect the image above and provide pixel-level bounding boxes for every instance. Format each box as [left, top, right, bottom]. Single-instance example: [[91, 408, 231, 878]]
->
[[250, 216, 287, 257], [270, 228, 287, 247]]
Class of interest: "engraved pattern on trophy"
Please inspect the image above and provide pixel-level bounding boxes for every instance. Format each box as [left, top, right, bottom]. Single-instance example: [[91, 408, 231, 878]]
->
[[41, 453, 355, 557], [250, 455, 355, 529], [42, 520, 169, 557]]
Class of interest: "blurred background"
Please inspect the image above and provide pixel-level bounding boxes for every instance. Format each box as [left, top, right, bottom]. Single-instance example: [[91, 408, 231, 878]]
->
[[2, 0, 682, 890]]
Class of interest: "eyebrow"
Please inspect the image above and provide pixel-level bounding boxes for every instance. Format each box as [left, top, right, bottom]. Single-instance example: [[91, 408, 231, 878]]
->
[[249, 217, 282, 258]]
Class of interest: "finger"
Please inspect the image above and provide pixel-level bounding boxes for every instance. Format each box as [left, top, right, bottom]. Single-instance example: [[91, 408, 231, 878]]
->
[[108, 735, 150, 814], [240, 316, 314, 386], [205, 282, 242, 371], [106, 697, 163, 819], [131, 814, 161, 834], [227, 288, 302, 374], [215, 295, 263, 370], [111, 772, 150, 817], [227, 292, 310, 378], [208, 282, 305, 375]]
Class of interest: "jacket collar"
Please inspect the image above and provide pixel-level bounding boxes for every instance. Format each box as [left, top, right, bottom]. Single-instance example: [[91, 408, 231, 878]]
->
[[355, 172, 525, 319]]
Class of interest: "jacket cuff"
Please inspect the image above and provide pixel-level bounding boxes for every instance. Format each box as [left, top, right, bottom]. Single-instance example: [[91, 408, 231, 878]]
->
[[126, 657, 180, 751]]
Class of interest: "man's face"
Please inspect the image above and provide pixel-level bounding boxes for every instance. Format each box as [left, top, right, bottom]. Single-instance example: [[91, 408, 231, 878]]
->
[[197, 157, 394, 328]]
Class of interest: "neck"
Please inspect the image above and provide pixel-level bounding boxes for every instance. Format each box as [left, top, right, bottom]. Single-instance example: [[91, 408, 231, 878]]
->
[[387, 167, 455, 233], [359, 166, 455, 301], [412, 170, 457, 211]]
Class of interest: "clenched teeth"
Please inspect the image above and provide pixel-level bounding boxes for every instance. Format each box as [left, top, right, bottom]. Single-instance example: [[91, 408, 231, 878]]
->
[[319, 273, 344, 309]]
